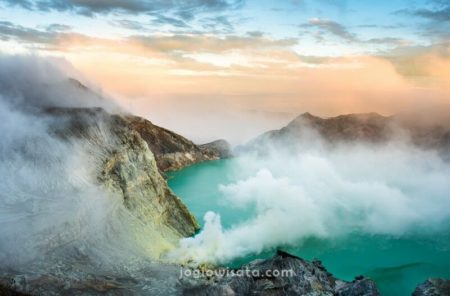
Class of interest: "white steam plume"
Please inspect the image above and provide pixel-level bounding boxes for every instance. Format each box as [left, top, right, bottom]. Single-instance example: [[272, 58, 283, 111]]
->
[[0, 54, 154, 272], [170, 129, 450, 264]]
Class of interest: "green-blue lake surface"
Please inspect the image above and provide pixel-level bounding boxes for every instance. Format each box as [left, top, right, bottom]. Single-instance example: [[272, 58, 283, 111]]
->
[[168, 159, 450, 296]]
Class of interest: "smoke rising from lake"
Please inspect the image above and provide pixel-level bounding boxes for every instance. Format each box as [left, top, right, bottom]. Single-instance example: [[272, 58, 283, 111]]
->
[[170, 130, 450, 264]]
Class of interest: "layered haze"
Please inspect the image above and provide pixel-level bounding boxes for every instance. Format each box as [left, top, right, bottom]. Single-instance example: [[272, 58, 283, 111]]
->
[[69, 47, 450, 146], [1, 0, 450, 145]]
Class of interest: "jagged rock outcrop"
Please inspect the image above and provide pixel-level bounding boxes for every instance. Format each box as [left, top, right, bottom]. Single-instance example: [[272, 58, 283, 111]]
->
[[413, 279, 450, 296], [124, 115, 230, 172], [46, 107, 200, 252], [183, 250, 380, 296]]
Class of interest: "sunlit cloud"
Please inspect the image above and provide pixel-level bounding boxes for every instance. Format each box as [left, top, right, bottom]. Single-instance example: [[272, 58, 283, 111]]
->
[[0, 0, 449, 144]]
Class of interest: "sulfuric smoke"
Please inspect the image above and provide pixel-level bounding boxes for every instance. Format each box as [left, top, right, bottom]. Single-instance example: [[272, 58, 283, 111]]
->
[[170, 129, 450, 264], [0, 55, 157, 272]]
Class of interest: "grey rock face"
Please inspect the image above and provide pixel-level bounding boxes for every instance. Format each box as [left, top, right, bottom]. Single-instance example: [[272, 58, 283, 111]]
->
[[335, 277, 380, 296], [183, 251, 380, 296], [0, 259, 187, 296], [413, 279, 450, 296]]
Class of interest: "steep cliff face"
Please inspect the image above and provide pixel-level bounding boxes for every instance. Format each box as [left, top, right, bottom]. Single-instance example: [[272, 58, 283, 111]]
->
[[47, 107, 200, 251], [0, 102, 234, 295], [125, 115, 230, 172]]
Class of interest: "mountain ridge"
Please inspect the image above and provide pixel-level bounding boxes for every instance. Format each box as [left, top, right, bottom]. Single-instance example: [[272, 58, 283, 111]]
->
[[244, 111, 450, 156]]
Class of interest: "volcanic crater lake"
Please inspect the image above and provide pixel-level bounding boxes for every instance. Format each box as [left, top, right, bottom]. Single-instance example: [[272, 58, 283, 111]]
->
[[168, 159, 450, 296]]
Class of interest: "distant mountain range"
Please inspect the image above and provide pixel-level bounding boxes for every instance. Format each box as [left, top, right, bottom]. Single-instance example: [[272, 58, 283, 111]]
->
[[244, 112, 450, 157]]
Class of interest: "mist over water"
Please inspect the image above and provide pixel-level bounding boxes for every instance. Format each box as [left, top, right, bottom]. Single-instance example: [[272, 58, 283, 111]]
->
[[170, 131, 450, 264]]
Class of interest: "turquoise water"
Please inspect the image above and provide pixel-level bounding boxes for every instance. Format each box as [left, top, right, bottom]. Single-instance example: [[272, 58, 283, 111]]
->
[[168, 159, 450, 296]]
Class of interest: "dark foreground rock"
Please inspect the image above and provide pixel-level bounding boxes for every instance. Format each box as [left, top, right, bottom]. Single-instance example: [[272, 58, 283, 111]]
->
[[413, 279, 450, 296], [183, 250, 380, 296], [0, 284, 29, 296], [0, 261, 184, 296], [0, 251, 382, 296]]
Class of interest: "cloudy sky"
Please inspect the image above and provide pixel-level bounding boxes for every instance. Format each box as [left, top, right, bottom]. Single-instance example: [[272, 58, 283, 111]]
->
[[1, 0, 449, 144]]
